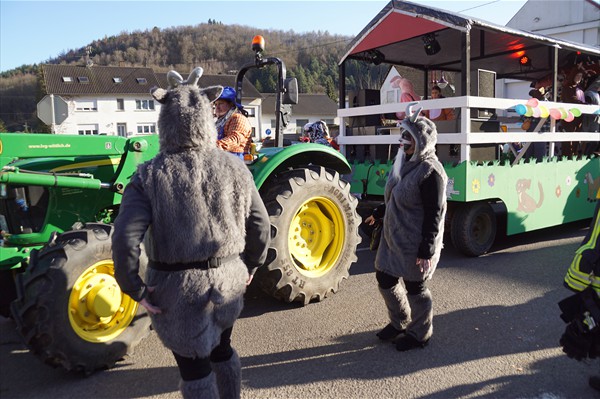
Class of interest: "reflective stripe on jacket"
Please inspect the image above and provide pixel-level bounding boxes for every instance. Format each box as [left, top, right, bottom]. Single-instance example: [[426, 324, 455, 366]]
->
[[564, 192, 600, 293]]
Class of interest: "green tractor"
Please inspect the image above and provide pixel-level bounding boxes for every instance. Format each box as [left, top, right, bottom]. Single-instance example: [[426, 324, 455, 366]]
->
[[0, 37, 361, 374]]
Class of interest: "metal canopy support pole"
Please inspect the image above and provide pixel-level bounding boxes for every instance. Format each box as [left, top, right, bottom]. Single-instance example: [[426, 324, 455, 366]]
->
[[549, 46, 559, 157], [424, 68, 429, 98], [339, 62, 346, 157], [461, 31, 471, 162]]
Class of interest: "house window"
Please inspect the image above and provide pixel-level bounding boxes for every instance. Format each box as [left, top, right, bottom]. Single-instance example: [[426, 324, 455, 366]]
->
[[116, 98, 124, 111], [78, 76, 89, 83], [323, 119, 334, 125], [117, 123, 127, 137], [136, 78, 147, 84], [245, 107, 256, 117], [137, 123, 156, 135], [75, 99, 98, 111], [386, 90, 395, 104], [135, 99, 155, 110], [77, 124, 98, 135], [62, 76, 73, 83], [113, 77, 122, 83], [296, 119, 309, 134]]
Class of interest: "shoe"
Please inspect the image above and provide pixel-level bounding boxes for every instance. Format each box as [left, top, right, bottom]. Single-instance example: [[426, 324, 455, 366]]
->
[[395, 334, 429, 352], [376, 323, 404, 341], [589, 375, 600, 392]]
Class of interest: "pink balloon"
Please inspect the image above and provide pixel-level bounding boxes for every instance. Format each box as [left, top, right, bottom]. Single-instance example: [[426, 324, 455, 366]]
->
[[526, 98, 539, 108], [549, 108, 562, 120], [564, 111, 575, 122]]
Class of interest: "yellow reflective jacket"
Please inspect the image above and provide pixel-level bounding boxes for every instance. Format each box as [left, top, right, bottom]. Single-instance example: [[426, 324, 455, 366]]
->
[[564, 189, 600, 292]]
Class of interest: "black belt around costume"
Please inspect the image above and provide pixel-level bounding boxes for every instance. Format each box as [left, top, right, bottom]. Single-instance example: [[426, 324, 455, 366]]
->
[[148, 253, 240, 272]]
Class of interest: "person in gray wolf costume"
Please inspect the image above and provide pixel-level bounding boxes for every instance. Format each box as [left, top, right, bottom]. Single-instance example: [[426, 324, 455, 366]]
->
[[374, 102, 447, 351], [112, 67, 270, 399]]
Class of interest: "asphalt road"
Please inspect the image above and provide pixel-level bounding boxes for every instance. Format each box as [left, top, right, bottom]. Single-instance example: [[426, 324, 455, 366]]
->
[[1, 220, 598, 399]]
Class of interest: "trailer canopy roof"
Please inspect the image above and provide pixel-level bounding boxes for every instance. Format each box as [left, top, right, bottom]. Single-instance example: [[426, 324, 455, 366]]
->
[[340, 0, 600, 82]]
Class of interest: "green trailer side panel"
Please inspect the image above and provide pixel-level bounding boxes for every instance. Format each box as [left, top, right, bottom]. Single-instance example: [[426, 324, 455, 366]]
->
[[460, 156, 599, 235], [350, 156, 600, 235]]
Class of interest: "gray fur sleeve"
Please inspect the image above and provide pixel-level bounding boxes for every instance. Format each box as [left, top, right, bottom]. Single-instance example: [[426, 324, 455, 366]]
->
[[243, 187, 271, 274], [112, 174, 152, 301]]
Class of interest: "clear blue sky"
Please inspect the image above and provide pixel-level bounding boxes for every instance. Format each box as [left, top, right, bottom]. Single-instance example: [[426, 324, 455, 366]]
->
[[0, 0, 529, 73]]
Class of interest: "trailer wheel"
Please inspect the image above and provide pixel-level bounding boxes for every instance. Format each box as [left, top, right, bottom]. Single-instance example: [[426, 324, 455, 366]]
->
[[10, 223, 151, 374], [257, 167, 361, 305], [451, 202, 497, 257]]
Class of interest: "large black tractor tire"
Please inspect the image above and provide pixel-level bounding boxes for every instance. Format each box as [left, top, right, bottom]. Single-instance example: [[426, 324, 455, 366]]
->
[[257, 166, 361, 305], [0, 270, 17, 317], [10, 223, 151, 374], [451, 202, 497, 257]]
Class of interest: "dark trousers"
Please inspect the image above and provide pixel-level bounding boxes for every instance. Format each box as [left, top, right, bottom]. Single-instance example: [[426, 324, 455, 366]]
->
[[172, 327, 234, 381], [376, 270, 426, 295]]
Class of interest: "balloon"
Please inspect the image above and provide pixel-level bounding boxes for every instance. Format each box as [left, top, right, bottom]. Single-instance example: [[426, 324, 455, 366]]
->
[[570, 108, 582, 117], [549, 108, 562, 120], [559, 108, 568, 119], [532, 107, 541, 118], [515, 104, 527, 115], [538, 105, 549, 118], [524, 106, 533, 117], [565, 111, 575, 122], [526, 98, 539, 108]]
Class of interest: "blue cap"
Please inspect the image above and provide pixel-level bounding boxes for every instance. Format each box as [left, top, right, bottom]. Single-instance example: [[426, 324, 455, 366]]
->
[[218, 86, 243, 109]]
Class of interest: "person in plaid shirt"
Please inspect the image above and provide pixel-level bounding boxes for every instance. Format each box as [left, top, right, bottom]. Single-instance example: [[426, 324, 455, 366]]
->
[[214, 86, 252, 158]]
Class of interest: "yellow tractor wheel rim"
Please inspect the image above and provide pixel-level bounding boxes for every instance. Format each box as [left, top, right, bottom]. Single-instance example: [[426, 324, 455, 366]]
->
[[68, 260, 139, 342], [288, 196, 345, 277]]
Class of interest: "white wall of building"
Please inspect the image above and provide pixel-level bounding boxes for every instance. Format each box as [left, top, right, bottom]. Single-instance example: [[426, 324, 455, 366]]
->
[[260, 112, 339, 141], [380, 68, 402, 105], [500, 0, 600, 101], [53, 95, 263, 139], [53, 94, 161, 137]]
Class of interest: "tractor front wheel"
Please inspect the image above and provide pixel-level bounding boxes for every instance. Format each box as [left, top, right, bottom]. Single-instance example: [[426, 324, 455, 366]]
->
[[10, 223, 151, 374], [257, 167, 361, 305]]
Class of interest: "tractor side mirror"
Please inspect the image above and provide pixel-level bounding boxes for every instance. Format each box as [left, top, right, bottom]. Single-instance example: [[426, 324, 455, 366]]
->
[[282, 78, 298, 105]]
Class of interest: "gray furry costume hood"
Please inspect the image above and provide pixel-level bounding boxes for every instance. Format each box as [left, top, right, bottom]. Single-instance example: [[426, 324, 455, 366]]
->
[[141, 68, 254, 263], [113, 67, 269, 359], [375, 104, 448, 281]]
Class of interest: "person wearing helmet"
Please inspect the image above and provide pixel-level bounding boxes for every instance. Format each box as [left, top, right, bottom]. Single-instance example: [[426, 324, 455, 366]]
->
[[214, 86, 253, 158], [302, 121, 339, 150]]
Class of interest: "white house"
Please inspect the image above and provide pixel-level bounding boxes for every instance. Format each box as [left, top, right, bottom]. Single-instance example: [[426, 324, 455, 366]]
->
[[40, 64, 339, 143], [41, 64, 162, 137], [41, 64, 264, 139], [499, 0, 600, 100], [260, 93, 339, 141]]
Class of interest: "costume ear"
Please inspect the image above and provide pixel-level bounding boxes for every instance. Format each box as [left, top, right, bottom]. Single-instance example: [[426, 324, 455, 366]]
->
[[185, 67, 204, 86], [151, 87, 168, 104], [201, 85, 224, 103], [167, 70, 184, 88], [405, 101, 422, 123]]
